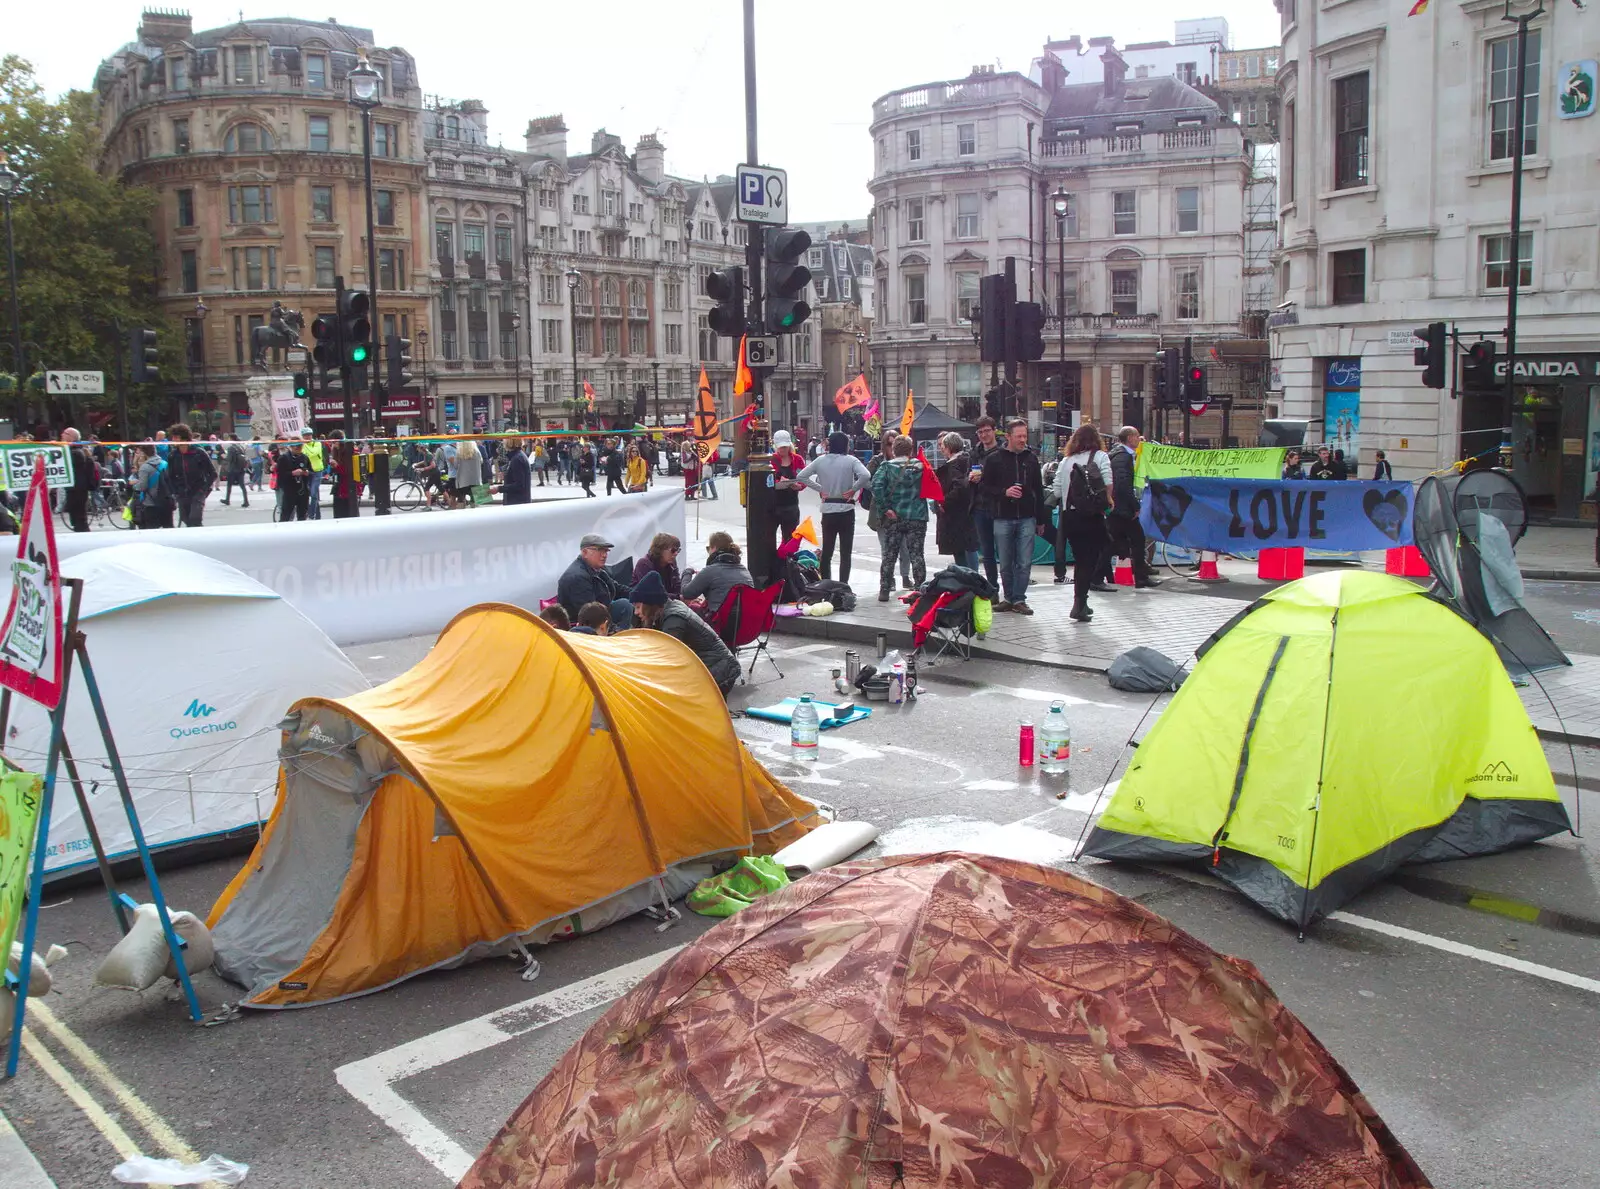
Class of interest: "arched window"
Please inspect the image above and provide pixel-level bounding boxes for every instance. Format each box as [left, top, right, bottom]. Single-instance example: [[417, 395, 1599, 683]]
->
[[628, 278, 646, 309], [601, 276, 620, 306], [224, 123, 275, 153]]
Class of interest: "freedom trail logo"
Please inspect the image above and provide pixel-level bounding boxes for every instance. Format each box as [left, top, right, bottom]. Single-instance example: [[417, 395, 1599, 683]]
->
[[1467, 761, 1518, 785], [172, 698, 237, 739]]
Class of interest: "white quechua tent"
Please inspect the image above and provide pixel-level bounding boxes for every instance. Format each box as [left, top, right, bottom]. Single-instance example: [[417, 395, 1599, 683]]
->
[[4, 542, 368, 875]]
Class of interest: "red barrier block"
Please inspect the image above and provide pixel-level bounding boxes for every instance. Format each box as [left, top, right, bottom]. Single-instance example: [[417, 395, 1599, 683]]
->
[[1385, 545, 1431, 578], [1258, 547, 1305, 581]]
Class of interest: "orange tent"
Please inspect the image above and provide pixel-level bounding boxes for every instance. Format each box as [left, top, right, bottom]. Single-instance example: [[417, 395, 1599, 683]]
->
[[207, 604, 817, 1008]]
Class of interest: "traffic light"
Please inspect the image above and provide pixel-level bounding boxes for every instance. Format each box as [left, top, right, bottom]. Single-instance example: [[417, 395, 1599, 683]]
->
[[339, 289, 372, 368], [978, 274, 1009, 362], [311, 314, 340, 371], [130, 328, 159, 383], [292, 371, 309, 399], [1183, 364, 1207, 409], [1154, 348, 1180, 405], [386, 334, 413, 392], [1011, 301, 1046, 362], [705, 266, 745, 337], [1463, 339, 1497, 392], [1413, 321, 1446, 389], [764, 228, 813, 334]]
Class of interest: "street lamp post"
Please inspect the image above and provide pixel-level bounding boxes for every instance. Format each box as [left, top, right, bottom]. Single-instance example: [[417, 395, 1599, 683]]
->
[[416, 327, 431, 430], [0, 155, 25, 429], [1051, 186, 1070, 439], [348, 50, 383, 434], [651, 359, 660, 428], [511, 311, 523, 429], [193, 298, 209, 428], [1500, 0, 1544, 470], [566, 267, 582, 430]]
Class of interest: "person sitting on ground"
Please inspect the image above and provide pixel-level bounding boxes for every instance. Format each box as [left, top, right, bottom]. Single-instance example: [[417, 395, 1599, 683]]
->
[[631, 571, 742, 697], [556, 533, 633, 632], [537, 603, 571, 630], [571, 602, 614, 636], [632, 532, 683, 595], [681, 531, 755, 615]]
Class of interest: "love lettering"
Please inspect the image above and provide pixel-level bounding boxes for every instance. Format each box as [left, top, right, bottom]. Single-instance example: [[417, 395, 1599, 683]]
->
[[1227, 487, 1327, 541]]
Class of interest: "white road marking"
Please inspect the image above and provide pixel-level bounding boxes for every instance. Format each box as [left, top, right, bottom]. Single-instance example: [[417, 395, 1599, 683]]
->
[[335, 948, 680, 1182]]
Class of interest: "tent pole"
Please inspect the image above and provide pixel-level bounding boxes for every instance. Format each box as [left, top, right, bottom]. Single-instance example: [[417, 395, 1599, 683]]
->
[[1297, 609, 1341, 941]]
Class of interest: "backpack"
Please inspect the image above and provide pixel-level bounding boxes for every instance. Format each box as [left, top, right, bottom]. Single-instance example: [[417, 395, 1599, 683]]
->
[[145, 464, 175, 512], [1065, 456, 1110, 516]]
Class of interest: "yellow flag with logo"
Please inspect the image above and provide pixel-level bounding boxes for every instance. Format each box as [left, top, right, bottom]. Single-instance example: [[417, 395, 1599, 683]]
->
[[899, 390, 916, 437], [692, 368, 721, 466]]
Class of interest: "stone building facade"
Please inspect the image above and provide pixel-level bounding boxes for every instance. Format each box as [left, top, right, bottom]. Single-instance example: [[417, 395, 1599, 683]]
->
[[94, 12, 429, 431]]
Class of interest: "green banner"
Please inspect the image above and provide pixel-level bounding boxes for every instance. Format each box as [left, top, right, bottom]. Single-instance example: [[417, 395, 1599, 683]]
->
[[0, 770, 45, 964], [1135, 443, 1287, 488]]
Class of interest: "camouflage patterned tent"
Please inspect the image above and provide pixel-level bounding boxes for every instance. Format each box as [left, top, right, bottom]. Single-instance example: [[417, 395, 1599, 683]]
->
[[460, 853, 1430, 1189]]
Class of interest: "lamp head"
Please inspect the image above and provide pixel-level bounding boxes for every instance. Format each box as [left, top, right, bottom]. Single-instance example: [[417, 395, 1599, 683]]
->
[[348, 51, 381, 108]]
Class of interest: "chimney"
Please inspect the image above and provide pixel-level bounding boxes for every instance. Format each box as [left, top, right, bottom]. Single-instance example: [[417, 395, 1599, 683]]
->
[[634, 134, 665, 185], [590, 128, 623, 155], [1100, 45, 1128, 99], [138, 8, 193, 43], [525, 115, 568, 163], [1038, 50, 1067, 96]]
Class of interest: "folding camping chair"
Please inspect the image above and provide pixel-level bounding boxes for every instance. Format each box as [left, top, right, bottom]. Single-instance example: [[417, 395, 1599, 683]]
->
[[916, 591, 978, 665], [709, 581, 785, 681]]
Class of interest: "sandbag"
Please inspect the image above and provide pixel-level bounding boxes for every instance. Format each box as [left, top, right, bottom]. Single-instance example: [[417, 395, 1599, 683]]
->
[[163, 911, 215, 981], [2, 942, 69, 1040], [1107, 646, 1188, 693], [771, 820, 879, 878], [95, 903, 212, 991]]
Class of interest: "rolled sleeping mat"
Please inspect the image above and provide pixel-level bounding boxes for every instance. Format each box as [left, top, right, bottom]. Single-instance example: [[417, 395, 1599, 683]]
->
[[771, 819, 880, 879]]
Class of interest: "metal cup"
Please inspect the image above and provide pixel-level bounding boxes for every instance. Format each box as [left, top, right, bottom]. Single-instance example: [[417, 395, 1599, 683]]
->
[[845, 650, 861, 683], [875, 632, 887, 660]]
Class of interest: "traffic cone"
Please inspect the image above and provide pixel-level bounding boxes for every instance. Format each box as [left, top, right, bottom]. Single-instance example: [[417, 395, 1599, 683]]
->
[[1114, 556, 1135, 586], [1195, 551, 1225, 581]]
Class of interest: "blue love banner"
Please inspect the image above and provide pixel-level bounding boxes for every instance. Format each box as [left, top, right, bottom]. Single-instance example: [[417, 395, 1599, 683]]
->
[[1140, 477, 1414, 553]]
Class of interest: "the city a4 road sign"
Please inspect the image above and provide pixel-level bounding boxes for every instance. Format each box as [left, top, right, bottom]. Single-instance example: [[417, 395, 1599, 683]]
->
[[45, 371, 104, 395]]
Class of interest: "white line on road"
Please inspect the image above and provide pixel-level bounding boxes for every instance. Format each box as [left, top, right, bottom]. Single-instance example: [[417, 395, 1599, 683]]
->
[[335, 948, 680, 1182]]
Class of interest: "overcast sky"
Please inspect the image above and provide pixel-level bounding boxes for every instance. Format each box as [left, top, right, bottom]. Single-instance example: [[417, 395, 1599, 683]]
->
[[13, 2, 1280, 220]]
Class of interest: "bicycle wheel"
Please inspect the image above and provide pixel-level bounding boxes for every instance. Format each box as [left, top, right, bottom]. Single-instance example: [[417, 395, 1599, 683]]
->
[[1156, 541, 1202, 580], [390, 480, 423, 511]]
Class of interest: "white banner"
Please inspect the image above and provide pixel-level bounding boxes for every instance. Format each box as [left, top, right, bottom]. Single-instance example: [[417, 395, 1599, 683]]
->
[[272, 395, 306, 438], [53, 490, 686, 646]]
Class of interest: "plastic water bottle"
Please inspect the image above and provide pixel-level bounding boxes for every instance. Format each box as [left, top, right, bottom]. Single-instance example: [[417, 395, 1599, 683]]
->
[[791, 694, 820, 762], [887, 654, 907, 705], [1039, 700, 1071, 775]]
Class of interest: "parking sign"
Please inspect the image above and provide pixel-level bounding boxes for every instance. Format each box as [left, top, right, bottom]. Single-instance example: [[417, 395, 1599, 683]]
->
[[736, 164, 788, 225]]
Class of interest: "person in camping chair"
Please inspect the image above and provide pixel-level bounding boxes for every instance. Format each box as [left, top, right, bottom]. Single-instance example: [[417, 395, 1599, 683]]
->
[[557, 533, 633, 632]]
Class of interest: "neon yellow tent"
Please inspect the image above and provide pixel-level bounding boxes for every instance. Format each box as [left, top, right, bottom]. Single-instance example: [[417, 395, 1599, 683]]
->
[[207, 604, 818, 1008], [1085, 571, 1568, 929]]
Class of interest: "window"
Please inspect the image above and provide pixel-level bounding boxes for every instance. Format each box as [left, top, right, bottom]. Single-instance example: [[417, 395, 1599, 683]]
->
[[223, 123, 273, 152], [665, 323, 683, 354], [169, 55, 188, 90], [955, 362, 981, 405], [231, 246, 277, 291], [314, 246, 335, 288], [495, 228, 513, 263], [538, 187, 556, 209], [464, 223, 485, 257], [1282, 0, 1297, 26], [905, 274, 927, 324], [1054, 194, 1078, 239], [599, 322, 620, 355], [373, 122, 396, 158], [307, 114, 331, 152], [1483, 233, 1533, 290], [1178, 62, 1198, 85], [470, 324, 489, 362], [1247, 55, 1261, 79], [132, 126, 148, 161], [179, 249, 198, 293], [601, 276, 620, 309], [1488, 31, 1541, 160], [628, 201, 644, 221], [956, 193, 980, 238], [1176, 187, 1200, 233], [906, 198, 926, 242], [601, 235, 621, 259], [732, 225, 746, 247], [172, 118, 190, 154], [305, 185, 331, 222], [538, 225, 558, 251], [375, 190, 395, 227], [628, 278, 647, 310], [1283, 100, 1296, 203], [698, 219, 715, 240], [576, 322, 594, 354], [1330, 248, 1365, 305], [572, 193, 591, 214], [466, 285, 486, 315], [1174, 266, 1200, 320], [176, 189, 195, 227], [227, 185, 273, 224], [501, 327, 517, 359], [305, 53, 326, 89], [540, 319, 562, 352], [1279, 260, 1291, 299], [907, 129, 922, 161], [1333, 73, 1370, 189], [232, 45, 258, 86], [1224, 58, 1240, 80], [574, 229, 593, 254], [629, 323, 647, 354], [439, 287, 455, 313], [1057, 269, 1080, 317], [441, 331, 457, 360], [877, 137, 887, 164], [601, 190, 619, 215], [663, 239, 678, 259], [445, 115, 460, 140], [1110, 267, 1139, 316], [956, 271, 979, 322], [629, 237, 645, 259], [957, 123, 976, 155], [1113, 190, 1136, 235], [1246, 98, 1259, 127], [905, 365, 926, 400], [664, 281, 683, 311], [536, 274, 555, 304], [436, 221, 456, 260], [378, 248, 405, 290]]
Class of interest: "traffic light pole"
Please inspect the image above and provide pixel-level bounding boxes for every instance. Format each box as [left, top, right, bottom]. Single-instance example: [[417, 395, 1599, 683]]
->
[[1501, 2, 1541, 467], [740, 0, 779, 583], [334, 276, 354, 441], [1181, 336, 1192, 447]]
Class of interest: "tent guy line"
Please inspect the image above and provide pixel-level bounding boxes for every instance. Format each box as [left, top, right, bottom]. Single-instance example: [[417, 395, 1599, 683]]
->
[[335, 948, 682, 1182]]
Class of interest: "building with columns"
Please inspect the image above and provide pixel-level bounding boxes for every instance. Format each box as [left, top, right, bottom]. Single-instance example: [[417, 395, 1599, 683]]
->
[[869, 41, 1269, 441], [94, 11, 429, 432], [1270, 0, 1599, 519]]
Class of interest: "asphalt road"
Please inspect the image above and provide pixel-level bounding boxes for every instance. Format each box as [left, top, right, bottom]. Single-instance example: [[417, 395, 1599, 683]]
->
[[2, 632, 1597, 1189]]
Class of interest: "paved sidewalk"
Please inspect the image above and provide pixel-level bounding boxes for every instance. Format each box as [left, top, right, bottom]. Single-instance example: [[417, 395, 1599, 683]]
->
[[0, 1110, 55, 1189]]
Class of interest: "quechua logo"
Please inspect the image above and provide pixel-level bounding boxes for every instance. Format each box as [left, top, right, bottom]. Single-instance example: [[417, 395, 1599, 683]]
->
[[172, 697, 237, 739]]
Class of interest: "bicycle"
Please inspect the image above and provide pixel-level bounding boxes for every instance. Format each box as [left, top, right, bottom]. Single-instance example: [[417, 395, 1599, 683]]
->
[[1152, 540, 1249, 580], [389, 479, 428, 511]]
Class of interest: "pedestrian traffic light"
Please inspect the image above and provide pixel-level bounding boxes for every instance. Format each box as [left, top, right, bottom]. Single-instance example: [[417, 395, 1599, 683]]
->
[[705, 266, 745, 337], [1154, 347, 1180, 405], [1413, 321, 1447, 389], [311, 314, 340, 371], [339, 289, 372, 368], [1463, 339, 1497, 392], [764, 228, 813, 334], [1183, 364, 1207, 408], [292, 371, 309, 399], [385, 334, 413, 392], [1011, 302, 1046, 362], [129, 328, 159, 383], [979, 274, 1009, 363]]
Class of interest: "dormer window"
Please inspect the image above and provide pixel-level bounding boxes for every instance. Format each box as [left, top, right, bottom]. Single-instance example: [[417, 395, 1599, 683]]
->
[[169, 55, 188, 90], [305, 54, 327, 90], [231, 45, 263, 86]]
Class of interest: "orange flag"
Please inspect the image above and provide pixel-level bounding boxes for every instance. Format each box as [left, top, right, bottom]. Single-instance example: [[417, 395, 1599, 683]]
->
[[581, 380, 596, 407], [792, 515, 818, 545], [1406, 0, 1428, 13], [734, 335, 754, 397], [899, 389, 916, 437], [691, 367, 720, 465], [834, 374, 872, 414]]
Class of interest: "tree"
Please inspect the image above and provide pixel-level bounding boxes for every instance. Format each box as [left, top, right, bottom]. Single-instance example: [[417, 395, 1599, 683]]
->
[[0, 56, 177, 434]]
